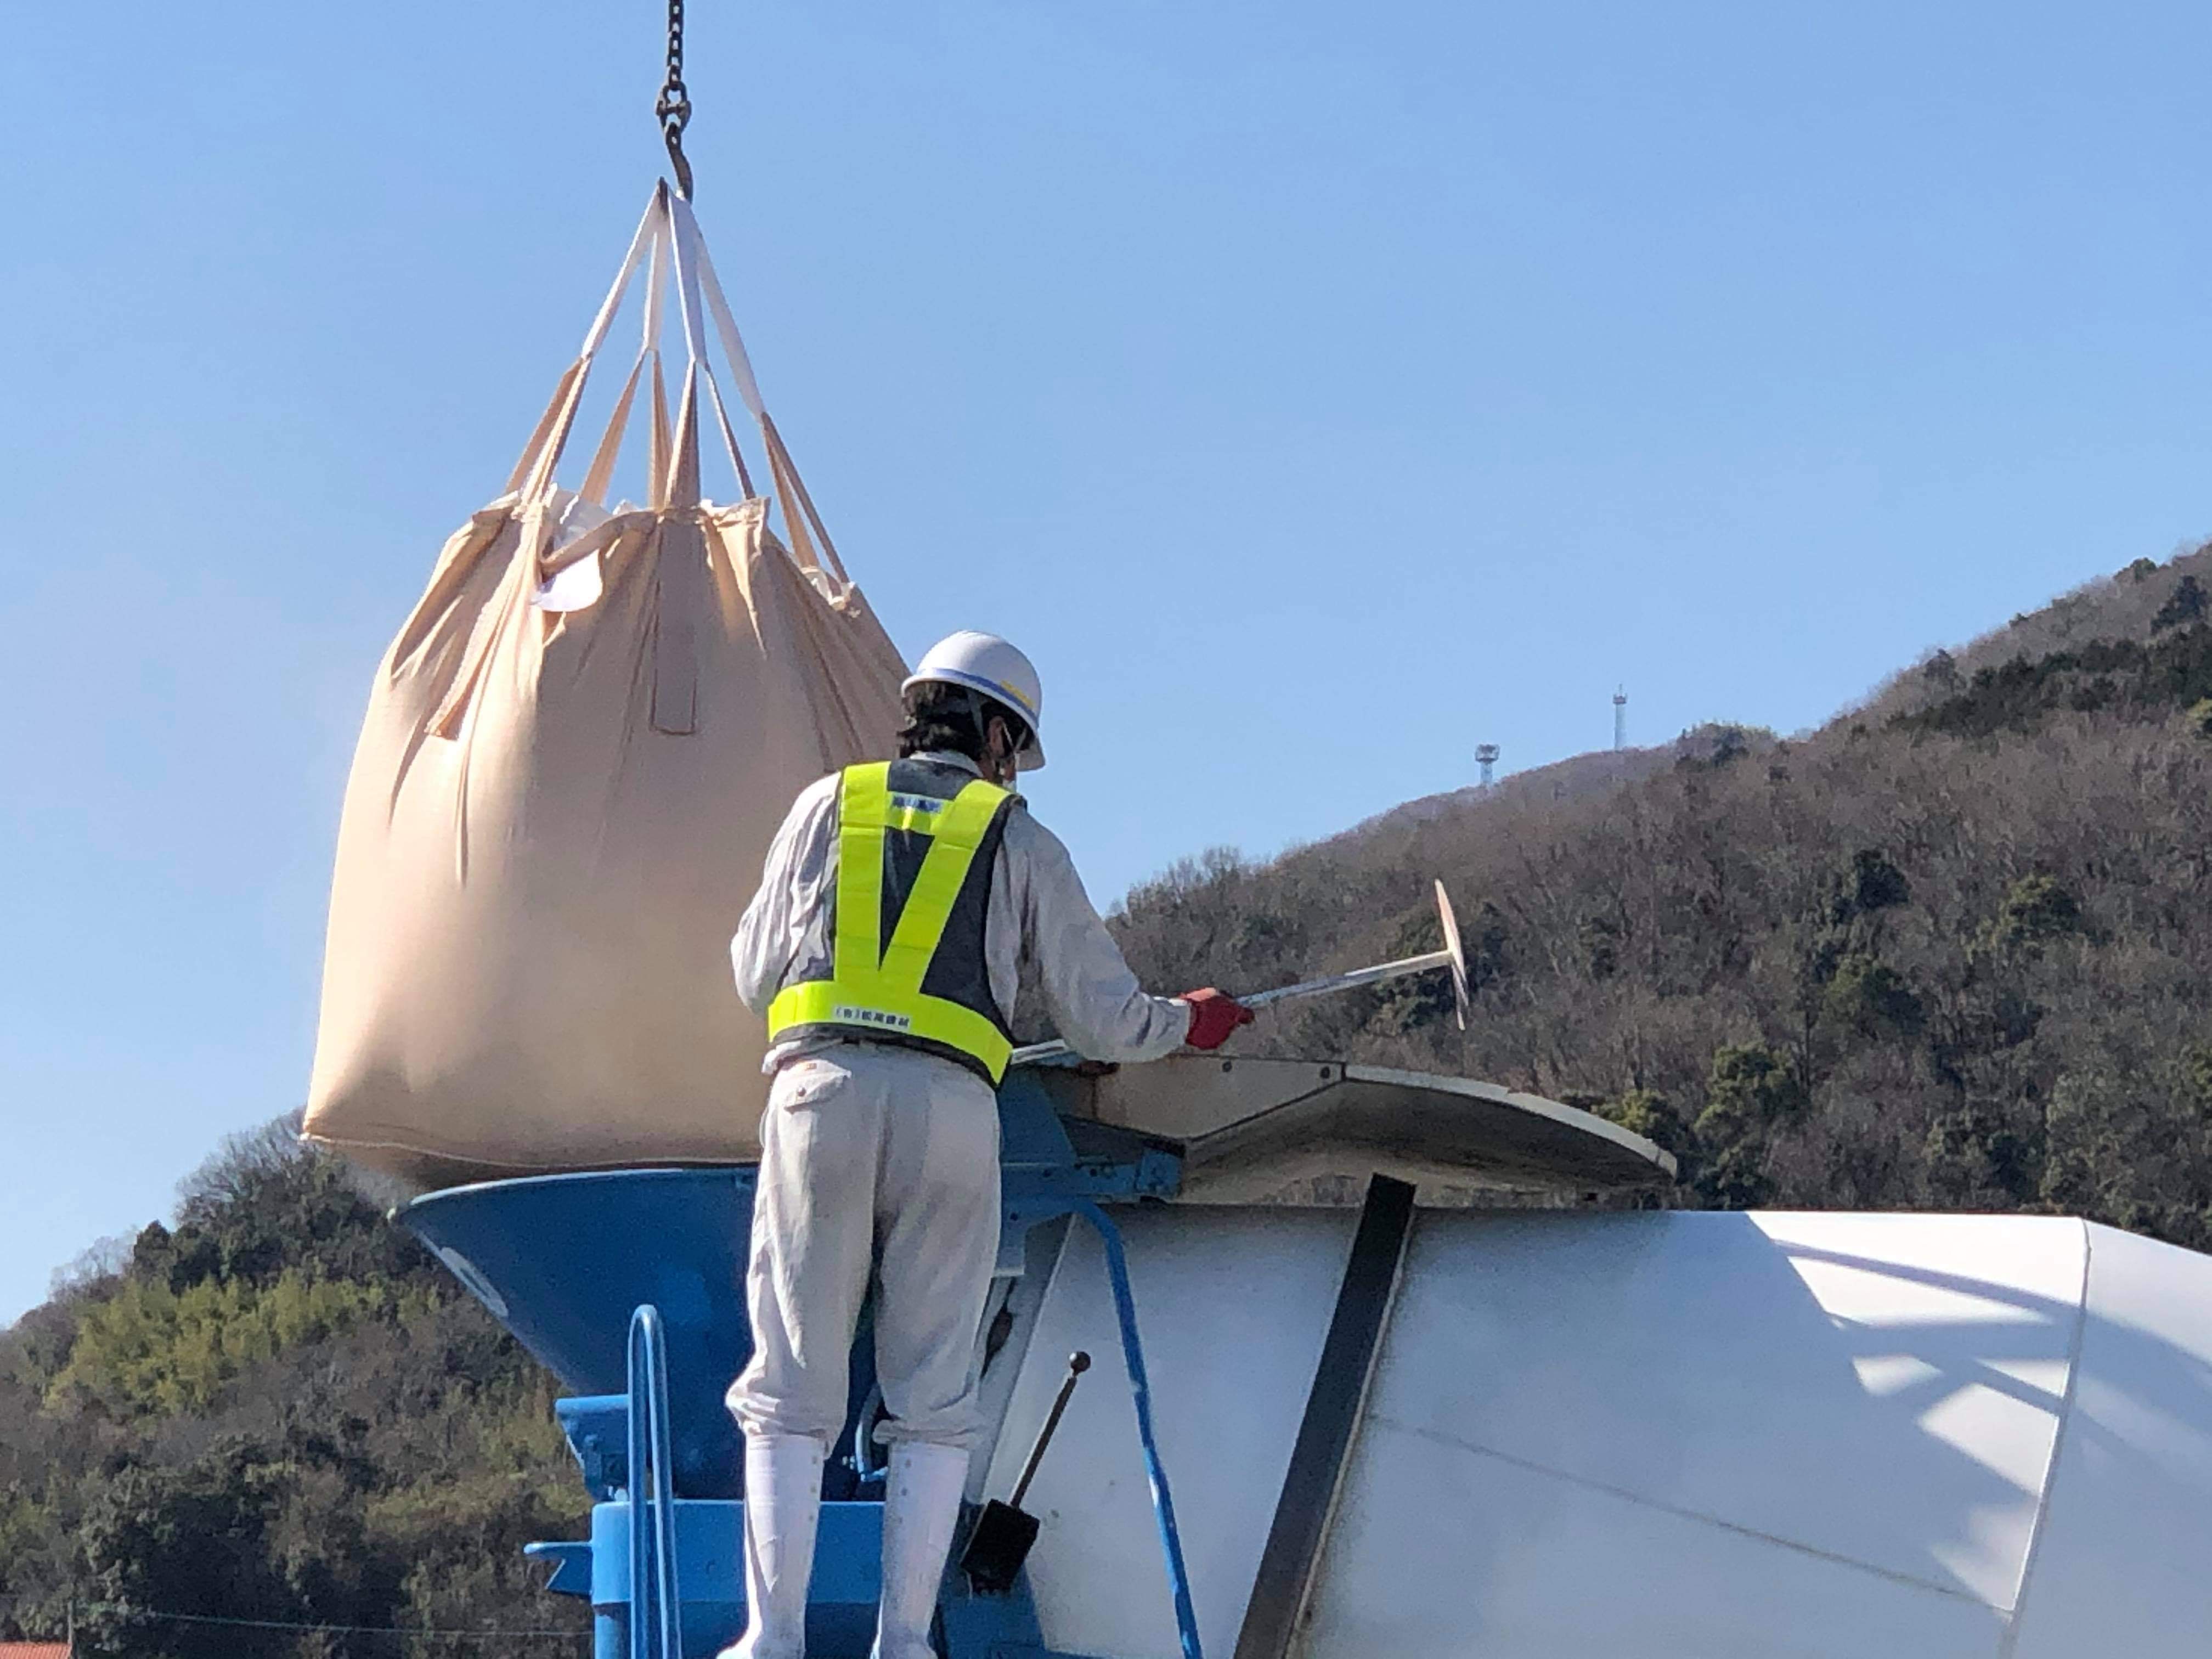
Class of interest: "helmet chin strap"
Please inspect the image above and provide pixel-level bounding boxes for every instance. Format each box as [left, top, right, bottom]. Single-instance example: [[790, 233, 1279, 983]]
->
[[983, 715, 1019, 786], [942, 685, 1023, 783]]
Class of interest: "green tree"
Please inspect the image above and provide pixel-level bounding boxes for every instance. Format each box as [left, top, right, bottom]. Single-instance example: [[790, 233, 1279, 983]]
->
[[167, 1117, 428, 1292], [1596, 1089, 1692, 1163], [1691, 1044, 1805, 1208], [1990, 874, 2083, 951], [2153, 573, 2206, 631], [1821, 953, 1925, 1039], [1829, 848, 1910, 923], [1578, 913, 1622, 981], [1926, 1097, 2041, 1207], [2035, 1049, 2212, 1246], [46, 1270, 396, 1420], [76, 1438, 298, 1659]]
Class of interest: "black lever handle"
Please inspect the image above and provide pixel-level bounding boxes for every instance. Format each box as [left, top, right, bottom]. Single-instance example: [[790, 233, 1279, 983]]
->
[[1009, 1351, 1090, 1510]]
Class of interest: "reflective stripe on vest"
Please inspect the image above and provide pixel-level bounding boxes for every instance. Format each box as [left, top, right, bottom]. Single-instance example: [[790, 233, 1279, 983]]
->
[[765, 761, 1015, 1084]]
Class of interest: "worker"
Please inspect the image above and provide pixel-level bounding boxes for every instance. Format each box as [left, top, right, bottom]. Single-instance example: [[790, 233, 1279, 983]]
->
[[724, 630, 1252, 1659]]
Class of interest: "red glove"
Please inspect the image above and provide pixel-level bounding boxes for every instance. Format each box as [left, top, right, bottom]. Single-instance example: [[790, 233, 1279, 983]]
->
[[1182, 988, 1256, 1051]]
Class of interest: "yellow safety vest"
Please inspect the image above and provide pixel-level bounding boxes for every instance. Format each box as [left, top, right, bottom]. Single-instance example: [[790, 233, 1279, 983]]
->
[[765, 760, 1017, 1085]]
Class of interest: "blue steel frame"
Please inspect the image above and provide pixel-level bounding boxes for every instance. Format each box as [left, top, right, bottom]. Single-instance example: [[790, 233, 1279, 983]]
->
[[1074, 1201, 1204, 1659]]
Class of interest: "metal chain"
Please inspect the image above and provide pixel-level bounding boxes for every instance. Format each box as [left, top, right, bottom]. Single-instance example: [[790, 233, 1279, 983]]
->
[[654, 0, 695, 199]]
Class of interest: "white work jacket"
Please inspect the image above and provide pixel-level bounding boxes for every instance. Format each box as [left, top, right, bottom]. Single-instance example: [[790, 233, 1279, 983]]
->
[[732, 751, 1190, 1074]]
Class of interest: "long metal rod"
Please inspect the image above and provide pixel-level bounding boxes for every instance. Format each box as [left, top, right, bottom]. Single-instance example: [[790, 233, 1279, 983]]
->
[[1243, 947, 1455, 1008], [1007, 946, 1454, 1068]]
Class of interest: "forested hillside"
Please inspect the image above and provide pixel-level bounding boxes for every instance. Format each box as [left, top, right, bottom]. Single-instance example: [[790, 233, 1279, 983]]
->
[[7, 544, 2212, 1655], [1113, 544, 2212, 1241], [0, 1123, 589, 1655]]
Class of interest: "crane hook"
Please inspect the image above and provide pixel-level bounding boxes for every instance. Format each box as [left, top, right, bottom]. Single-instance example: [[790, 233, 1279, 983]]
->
[[655, 0, 695, 200]]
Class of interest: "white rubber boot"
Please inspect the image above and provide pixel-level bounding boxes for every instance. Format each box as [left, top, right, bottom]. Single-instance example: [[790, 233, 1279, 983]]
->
[[872, 1441, 970, 1659], [723, 1432, 827, 1659]]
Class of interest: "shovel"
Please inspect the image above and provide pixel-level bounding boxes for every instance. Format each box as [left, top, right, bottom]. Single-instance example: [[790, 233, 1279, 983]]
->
[[960, 1351, 1091, 1594], [1009, 879, 1474, 1068]]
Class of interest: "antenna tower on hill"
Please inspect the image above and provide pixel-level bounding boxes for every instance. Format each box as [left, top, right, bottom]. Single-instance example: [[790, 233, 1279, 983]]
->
[[1613, 687, 1628, 751], [1475, 743, 1499, 788]]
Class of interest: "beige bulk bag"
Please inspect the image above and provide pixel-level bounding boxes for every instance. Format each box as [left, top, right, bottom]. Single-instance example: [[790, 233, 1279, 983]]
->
[[304, 186, 905, 1185]]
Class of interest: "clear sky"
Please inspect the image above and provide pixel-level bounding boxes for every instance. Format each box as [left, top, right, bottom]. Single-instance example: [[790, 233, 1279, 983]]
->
[[7, 0, 2212, 1323]]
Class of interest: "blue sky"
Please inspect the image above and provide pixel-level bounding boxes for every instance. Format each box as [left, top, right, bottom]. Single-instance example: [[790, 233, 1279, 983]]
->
[[7, 0, 2212, 1322]]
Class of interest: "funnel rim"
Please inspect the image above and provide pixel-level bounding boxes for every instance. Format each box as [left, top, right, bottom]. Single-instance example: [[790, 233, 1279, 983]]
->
[[397, 1161, 759, 1222]]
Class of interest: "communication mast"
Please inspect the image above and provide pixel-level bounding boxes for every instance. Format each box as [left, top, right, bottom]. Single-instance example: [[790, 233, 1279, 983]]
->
[[1613, 687, 1628, 751], [1475, 743, 1500, 788]]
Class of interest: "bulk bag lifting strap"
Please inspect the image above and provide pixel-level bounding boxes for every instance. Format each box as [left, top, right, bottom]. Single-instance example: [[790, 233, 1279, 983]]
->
[[303, 184, 907, 1186]]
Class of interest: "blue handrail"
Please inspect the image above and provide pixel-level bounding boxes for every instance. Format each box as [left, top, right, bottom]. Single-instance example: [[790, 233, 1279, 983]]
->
[[1072, 1201, 1205, 1659], [627, 1305, 684, 1659]]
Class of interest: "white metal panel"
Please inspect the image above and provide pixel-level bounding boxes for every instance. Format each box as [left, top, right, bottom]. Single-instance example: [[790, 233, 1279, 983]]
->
[[1301, 1413, 2010, 1658], [992, 1206, 1354, 1659], [980, 1206, 2212, 1656], [2006, 1222, 2212, 1656], [1307, 1209, 2085, 1644]]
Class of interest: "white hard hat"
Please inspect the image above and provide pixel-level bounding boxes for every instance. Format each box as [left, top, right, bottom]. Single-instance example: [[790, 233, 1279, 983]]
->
[[902, 630, 1047, 770]]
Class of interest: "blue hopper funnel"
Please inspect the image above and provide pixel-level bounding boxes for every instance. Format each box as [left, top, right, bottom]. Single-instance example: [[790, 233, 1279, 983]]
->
[[399, 1167, 762, 1499]]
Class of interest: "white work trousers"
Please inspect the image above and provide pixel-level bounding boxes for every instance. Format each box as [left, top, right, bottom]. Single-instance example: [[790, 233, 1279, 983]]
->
[[727, 1043, 1001, 1451]]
